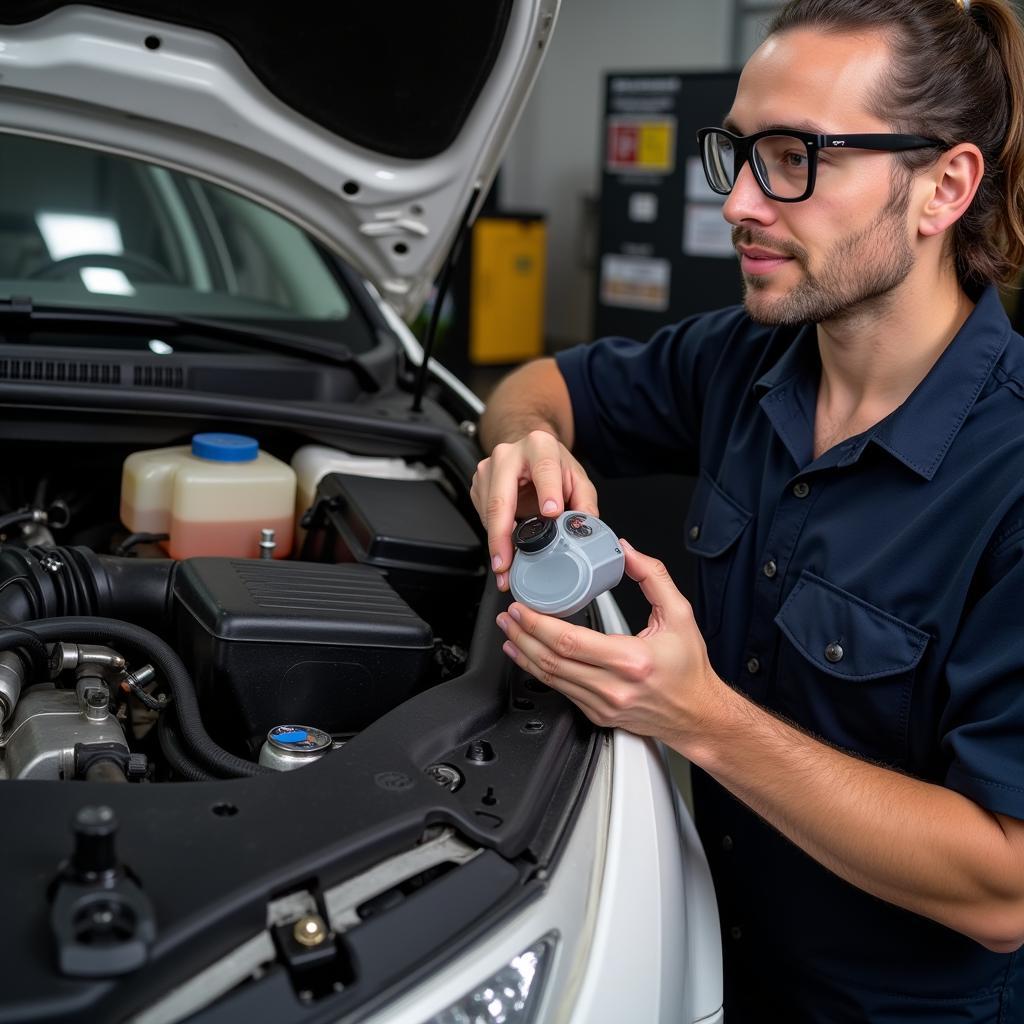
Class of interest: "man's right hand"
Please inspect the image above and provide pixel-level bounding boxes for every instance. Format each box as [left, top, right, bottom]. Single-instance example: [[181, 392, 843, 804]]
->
[[471, 429, 599, 591]]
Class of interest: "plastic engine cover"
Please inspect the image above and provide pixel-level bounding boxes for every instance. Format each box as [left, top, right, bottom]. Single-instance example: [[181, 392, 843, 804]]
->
[[172, 558, 434, 744]]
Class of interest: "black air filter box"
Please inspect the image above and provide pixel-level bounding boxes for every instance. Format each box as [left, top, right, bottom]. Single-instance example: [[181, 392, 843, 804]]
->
[[301, 472, 484, 631], [172, 558, 433, 743]]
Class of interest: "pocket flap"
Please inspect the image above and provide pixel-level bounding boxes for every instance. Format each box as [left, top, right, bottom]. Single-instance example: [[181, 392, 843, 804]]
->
[[774, 572, 929, 680], [685, 470, 752, 558]]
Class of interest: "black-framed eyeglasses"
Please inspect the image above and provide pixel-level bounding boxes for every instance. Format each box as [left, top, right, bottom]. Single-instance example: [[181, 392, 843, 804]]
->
[[697, 127, 945, 202]]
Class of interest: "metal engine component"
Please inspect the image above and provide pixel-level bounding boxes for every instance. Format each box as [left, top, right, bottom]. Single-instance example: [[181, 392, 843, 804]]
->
[[259, 528, 277, 559], [0, 684, 129, 780], [51, 643, 127, 675], [0, 651, 26, 727], [258, 725, 333, 772]]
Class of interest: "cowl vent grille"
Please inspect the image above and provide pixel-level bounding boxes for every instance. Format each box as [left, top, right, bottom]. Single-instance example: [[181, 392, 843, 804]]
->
[[133, 365, 185, 389], [0, 358, 121, 384]]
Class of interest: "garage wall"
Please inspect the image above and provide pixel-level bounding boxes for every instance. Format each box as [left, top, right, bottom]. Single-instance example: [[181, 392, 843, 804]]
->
[[499, 0, 735, 347]]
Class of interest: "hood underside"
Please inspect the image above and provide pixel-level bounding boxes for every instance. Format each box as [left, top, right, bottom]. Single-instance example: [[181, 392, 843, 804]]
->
[[0, 1, 558, 319]]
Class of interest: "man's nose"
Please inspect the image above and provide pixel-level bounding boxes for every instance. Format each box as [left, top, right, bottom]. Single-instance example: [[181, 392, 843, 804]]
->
[[722, 161, 779, 227]]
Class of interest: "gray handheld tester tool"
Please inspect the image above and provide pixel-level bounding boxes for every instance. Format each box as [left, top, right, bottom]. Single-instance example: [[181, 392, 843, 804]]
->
[[509, 511, 625, 618]]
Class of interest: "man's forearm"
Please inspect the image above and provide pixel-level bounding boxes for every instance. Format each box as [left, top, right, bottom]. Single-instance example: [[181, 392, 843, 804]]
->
[[682, 684, 1024, 952], [478, 357, 575, 452]]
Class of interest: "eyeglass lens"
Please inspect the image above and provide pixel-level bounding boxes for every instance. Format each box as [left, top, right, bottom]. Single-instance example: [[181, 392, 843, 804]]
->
[[703, 132, 811, 200]]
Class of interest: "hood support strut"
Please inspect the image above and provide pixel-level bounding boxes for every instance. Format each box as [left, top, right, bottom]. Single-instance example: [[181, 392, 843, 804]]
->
[[411, 187, 481, 413]]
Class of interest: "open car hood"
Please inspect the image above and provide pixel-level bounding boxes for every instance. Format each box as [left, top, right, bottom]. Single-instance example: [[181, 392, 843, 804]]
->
[[0, 1, 558, 319]]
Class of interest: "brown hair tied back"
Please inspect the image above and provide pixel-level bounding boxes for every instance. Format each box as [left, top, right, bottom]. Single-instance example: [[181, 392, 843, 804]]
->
[[768, 0, 1024, 292]]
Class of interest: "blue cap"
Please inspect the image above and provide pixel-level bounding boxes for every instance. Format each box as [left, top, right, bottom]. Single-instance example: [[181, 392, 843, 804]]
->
[[272, 729, 309, 745], [191, 433, 259, 462]]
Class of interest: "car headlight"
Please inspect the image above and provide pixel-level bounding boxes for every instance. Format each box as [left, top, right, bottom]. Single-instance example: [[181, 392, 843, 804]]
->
[[422, 934, 557, 1024]]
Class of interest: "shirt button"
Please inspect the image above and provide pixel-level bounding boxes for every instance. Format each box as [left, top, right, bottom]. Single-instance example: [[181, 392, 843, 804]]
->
[[689, 525, 701, 541], [746, 657, 760, 674], [729, 925, 743, 941], [793, 481, 810, 499], [762, 559, 778, 579], [825, 641, 844, 663], [722, 835, 734, 851]]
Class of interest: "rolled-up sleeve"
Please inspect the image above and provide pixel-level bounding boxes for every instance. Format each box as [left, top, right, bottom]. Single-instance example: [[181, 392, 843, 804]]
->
[[554, 306, 749, 478]]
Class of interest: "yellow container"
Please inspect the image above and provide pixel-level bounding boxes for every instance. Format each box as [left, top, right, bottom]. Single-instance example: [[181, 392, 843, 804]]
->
[[120, 434, 296, 559], [469, 215, 546, 364]]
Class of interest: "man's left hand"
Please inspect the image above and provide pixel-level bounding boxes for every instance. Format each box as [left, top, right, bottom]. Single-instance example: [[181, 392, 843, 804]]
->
[[495, 538, 721, 748]]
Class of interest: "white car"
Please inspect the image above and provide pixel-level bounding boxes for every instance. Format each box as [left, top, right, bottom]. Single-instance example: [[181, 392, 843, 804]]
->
[[0, 4, 723, 1022]]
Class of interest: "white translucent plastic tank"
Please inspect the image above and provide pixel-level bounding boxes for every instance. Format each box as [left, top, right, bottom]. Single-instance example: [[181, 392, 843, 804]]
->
[[290, 444, 444, 548], [121, 433, 296, 559]]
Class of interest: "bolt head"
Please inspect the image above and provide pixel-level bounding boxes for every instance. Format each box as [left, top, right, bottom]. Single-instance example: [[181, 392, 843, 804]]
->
[[75, 805, 117, 834], [293, 914, 328, 948]]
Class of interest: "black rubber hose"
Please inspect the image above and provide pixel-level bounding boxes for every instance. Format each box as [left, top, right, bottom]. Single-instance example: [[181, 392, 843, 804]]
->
[[0, 509, 37, 536], [157, 710, 215, 782], [0, 618, 266, 778], [114, 533, 170, 558], [0, 546, 175, 632], [84, 760, 128, 784], [0, 624, 50, 681]]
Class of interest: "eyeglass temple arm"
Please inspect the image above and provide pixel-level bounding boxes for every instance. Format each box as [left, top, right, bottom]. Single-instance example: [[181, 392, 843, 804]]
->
[[818, 133, 942, 150]]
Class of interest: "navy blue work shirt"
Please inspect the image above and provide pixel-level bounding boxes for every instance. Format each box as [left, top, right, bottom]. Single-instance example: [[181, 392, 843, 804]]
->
[[555, 285, 1024, 1023]]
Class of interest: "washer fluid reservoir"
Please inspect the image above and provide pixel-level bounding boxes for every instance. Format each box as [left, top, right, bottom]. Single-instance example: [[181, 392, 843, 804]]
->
[[120, 433, 297, 559]]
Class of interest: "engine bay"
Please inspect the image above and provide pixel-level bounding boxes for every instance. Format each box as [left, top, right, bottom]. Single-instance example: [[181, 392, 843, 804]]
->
[[0, 435, 486, 784], [0, 400, 598, 1020]]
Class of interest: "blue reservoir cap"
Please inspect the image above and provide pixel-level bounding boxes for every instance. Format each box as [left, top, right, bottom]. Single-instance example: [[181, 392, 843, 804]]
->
[[273, 729, 309, 745], [191, 433, 259, 462]]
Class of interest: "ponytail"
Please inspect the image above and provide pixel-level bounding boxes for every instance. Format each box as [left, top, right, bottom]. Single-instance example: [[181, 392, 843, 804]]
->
[[969, 1, 1024, 285], [768, 0, 1024, 291]]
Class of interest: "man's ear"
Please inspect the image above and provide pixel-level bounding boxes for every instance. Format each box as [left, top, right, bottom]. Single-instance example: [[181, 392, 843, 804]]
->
[[918, 143, 984, 237]]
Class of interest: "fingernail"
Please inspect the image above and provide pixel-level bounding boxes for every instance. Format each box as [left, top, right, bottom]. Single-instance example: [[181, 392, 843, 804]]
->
[[542, 500, 558, 515], [502, 641, 520, 658], [619, 538, 633, 551], [508, 605, 521, 622], [497, 573, 508, 591], [496, 614, 509, 632], [492, 555, 502, 571]]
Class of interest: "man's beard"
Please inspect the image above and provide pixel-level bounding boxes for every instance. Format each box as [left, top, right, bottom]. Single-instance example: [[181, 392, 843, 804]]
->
[[733, 175, 914, 327]]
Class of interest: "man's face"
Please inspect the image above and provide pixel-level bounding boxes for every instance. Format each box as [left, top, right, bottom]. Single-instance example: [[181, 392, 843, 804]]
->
[[723, 28, 916, 326]]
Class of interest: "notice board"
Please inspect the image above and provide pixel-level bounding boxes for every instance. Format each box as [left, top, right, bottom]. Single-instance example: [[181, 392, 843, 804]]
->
[[593, 70, 743, 341]]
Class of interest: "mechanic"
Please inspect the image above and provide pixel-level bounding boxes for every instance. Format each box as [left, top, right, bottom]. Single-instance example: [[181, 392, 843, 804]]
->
[[471, 0, 1024, 1019]]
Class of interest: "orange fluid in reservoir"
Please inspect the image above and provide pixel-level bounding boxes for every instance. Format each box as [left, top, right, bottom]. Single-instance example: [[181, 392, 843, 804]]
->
[[165, 515, 294, 559], [120, 500, 169, 536]]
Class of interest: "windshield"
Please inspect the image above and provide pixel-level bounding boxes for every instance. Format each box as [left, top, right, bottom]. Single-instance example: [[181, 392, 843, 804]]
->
[[0, 133, 377, 351]]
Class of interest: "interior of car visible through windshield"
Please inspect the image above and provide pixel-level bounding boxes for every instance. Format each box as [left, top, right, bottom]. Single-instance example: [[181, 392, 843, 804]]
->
[[0, 133, 379, 349]]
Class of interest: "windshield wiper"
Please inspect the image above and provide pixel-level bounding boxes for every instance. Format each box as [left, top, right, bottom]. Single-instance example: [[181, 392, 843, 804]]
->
[[0, 297, 380, 393]]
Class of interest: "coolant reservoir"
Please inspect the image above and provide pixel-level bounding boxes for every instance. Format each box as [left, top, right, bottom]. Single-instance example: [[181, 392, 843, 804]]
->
[[121, 433, 296, 559]]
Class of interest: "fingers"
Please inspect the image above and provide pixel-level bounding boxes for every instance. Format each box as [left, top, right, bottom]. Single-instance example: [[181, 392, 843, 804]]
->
[[499, 639, 612, 724], [478, 444, 525, 582], [620, 539, 690, 625], [499, 627, 609, 689], [521, 430, 569, 520], [564, 460, 600, 518], [472, 431, 598, 589], [497, 604, 651, 679], [498, 623, 647, 731]]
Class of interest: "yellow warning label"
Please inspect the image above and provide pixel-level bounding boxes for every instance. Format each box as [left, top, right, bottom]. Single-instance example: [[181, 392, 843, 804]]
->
[[607, 117, 676, 174], [637, 122, 674, 171]]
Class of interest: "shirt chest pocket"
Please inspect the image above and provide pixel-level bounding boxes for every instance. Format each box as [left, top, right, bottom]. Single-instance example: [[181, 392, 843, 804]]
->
[[684, 469, 752, 640], [773, 571, 930, 767]]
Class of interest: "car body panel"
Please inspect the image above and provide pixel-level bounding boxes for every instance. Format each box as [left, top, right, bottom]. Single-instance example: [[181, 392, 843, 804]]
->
[[0, 1, 559, 319]]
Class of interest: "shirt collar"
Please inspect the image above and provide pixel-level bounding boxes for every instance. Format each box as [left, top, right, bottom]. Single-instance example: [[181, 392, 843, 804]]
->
[[753, 285, 1012, 480]]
